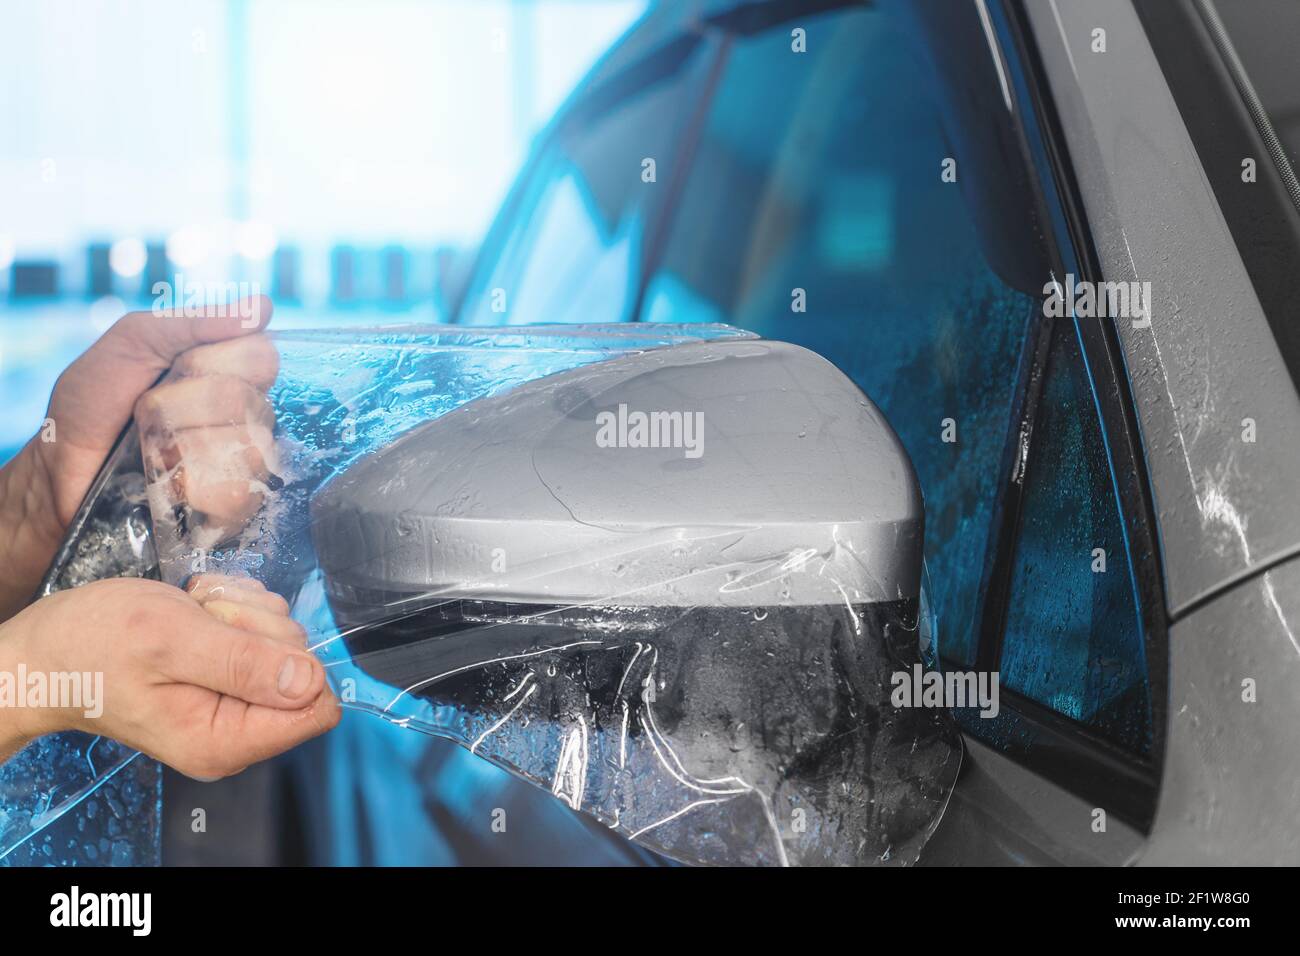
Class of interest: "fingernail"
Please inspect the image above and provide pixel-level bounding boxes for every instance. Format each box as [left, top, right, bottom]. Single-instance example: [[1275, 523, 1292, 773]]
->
[[206, 601, 237, 625], [277, 656, 313, 699]]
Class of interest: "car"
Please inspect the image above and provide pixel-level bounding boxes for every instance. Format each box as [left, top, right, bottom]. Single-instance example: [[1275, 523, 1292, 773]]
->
[[437, 0, 1300, 865], [11, 0, 1300, 867]]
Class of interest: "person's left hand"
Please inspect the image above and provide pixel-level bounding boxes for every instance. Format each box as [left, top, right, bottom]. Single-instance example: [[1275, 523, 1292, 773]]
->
[[0, 296, 274, 621]]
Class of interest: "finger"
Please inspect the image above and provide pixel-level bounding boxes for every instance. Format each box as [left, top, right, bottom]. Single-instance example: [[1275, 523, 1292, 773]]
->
[[158, 615, 324, 709], [135, 375, 275, 433], [145, 420, 278, 533], [186, 574, 289, 615], [185, 572, 267, 594], [171, 334, 280, 391], [145, 423, 275, 476], [47, 296, 272, 455], [144, 427, 276, 529], [158, 688, 340, 781], [231, 691, 341, 760], [177, 478, 265, 531], [175, 422, 276, 475], [193, 689, 341, 778], [165, 423, 277, 484], [118, 293, 272, 351], [203, 599, 306, 647]]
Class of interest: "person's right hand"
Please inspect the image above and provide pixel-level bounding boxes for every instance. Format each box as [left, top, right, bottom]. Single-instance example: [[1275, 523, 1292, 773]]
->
[[0, 575, 339, 777]]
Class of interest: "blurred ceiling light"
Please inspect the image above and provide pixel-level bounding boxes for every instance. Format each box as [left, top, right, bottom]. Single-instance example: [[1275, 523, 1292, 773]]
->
[[108, 238, 147, 278], [166, 225, 209, 268], [235, 221, 277, 261]]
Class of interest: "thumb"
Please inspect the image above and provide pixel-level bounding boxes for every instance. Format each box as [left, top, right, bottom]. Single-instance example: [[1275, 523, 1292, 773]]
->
[[90, 297, 273, 387], [48, 295, 273, 455], [162, 609, 326, 710], [97, 293, 272, 378]]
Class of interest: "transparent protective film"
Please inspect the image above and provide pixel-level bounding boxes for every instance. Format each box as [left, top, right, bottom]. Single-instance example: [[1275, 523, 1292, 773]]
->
[[1, 430, 161, 865], [308, 592, 955, 866], [44, 323, 960, 866]]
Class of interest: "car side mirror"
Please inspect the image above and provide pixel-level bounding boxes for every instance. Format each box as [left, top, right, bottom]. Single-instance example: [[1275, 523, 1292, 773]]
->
[[313, 338, 959, 865]]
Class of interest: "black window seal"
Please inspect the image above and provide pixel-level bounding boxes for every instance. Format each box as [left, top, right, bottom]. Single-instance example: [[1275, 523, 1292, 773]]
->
[[628, 35, 733, 324], [1193, 0, 1300, 213]]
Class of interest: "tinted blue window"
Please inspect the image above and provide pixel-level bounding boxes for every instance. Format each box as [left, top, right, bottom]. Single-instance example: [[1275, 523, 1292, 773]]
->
[[460, 39, 713, 327], [1000, 320, 1152, 753], [459, 6, 1050, 667], [642, 10, 1039, 665]]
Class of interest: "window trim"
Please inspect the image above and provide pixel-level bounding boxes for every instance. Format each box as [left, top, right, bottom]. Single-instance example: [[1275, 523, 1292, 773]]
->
[[628, 35, 733, 324], [943, 0, 1170, 832]]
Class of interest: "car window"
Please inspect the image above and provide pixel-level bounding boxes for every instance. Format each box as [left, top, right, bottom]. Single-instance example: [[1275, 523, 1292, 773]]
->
[[999, 319, 1153, 754], [638, 9, 1043, 666], [455, 5, 1054, 667], [458, 37, 714, 327]]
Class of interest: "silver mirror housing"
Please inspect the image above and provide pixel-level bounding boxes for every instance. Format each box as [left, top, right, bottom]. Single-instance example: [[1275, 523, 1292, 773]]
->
[[314, 339, 924, 610]]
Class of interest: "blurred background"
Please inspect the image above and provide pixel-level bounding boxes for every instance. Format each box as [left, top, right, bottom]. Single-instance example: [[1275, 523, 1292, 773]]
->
[[0, 0, 647, 462], [3, 0, 667, 868]]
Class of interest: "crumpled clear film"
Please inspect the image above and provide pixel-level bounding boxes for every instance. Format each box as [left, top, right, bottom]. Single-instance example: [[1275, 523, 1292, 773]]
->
[[1, 430, 160, 866]]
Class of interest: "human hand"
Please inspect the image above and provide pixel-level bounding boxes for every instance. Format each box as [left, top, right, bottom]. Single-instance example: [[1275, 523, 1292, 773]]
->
[[135, 327, 282, 544], [0, 296, 275, 622], [0, 574, 338, 777]]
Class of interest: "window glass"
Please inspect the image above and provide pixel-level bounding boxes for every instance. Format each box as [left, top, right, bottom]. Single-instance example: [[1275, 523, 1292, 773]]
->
[[640, 9, 1041, 665], [1000, 320, 1152, 753], [459, 40, 711, 326]]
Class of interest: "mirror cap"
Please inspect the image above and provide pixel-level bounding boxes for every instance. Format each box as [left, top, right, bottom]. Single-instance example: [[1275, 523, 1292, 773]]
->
[[313, 338, 922, 608]]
